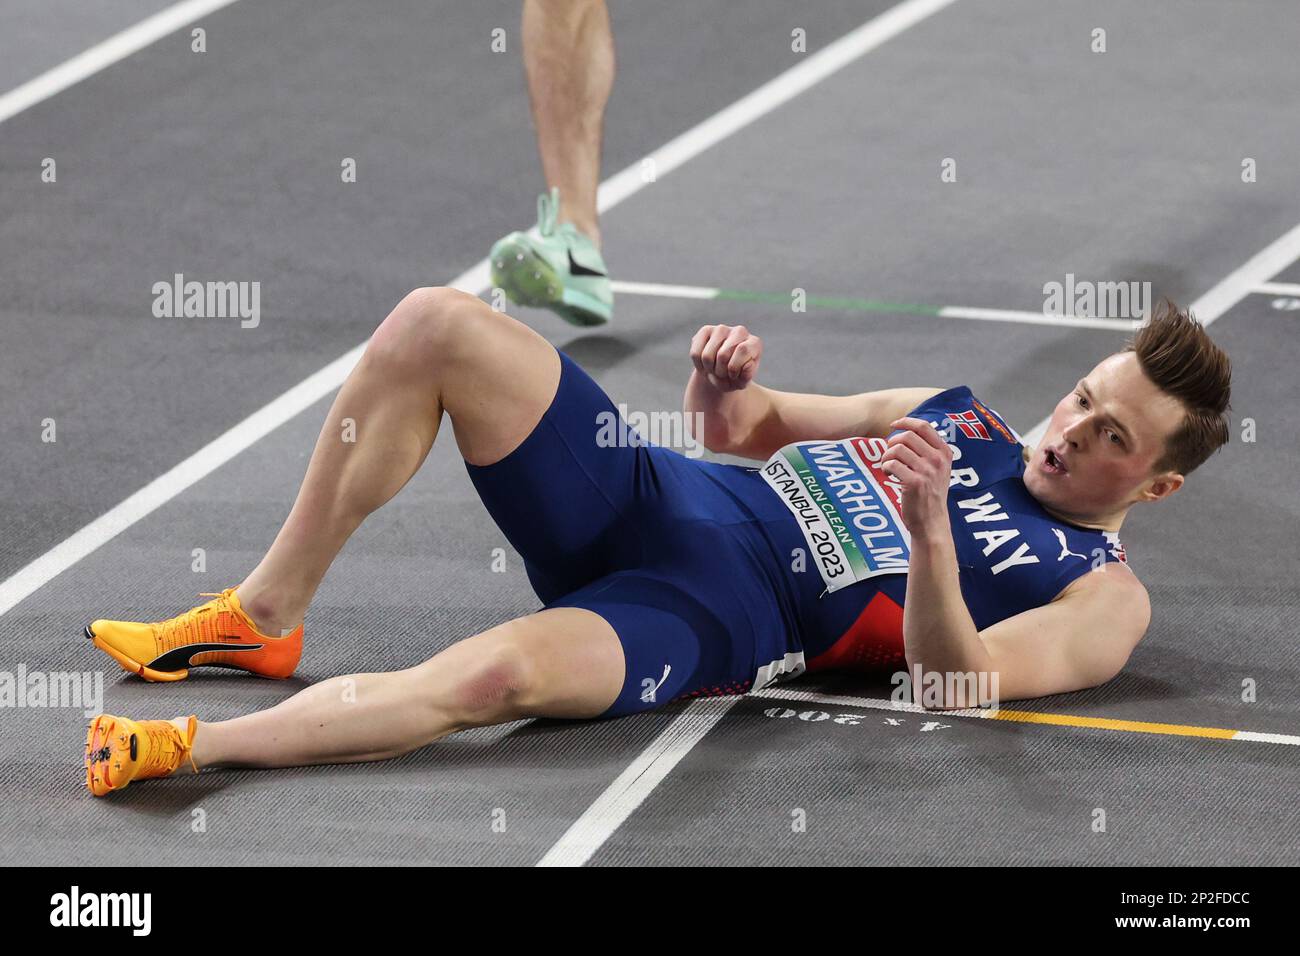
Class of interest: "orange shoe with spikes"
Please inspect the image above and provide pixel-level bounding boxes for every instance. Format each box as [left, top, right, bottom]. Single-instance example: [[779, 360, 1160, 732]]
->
[[85, 587, 301, 682], [85, 714, 199, 796]]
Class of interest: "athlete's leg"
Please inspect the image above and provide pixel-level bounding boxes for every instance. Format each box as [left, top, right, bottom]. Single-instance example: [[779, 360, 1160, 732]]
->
[[182, 559, 758, 771], [521, 0, 613, 246], [235, 287, 561, 635], [185, 607, 623, 769]]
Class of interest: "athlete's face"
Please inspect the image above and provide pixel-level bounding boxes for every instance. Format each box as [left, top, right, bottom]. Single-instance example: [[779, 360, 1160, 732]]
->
[[1023, 351, 1185, 520]]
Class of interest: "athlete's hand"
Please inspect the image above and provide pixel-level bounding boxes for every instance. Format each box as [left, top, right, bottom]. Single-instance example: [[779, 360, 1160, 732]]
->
[[880, 417, 954, 539], [690, 324, 762, 392]]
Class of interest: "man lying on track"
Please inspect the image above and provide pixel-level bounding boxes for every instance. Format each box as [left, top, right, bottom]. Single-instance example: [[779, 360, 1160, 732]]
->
[[82, 290, 1231, 795]]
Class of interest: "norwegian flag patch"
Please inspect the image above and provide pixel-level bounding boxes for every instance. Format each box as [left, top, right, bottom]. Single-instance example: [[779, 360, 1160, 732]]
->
[[946, 409, 991, 441]]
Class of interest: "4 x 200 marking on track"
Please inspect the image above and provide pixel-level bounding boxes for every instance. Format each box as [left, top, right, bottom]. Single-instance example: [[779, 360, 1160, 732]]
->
[[750, 687, 1300, 746], [764, 706, 953, 732]]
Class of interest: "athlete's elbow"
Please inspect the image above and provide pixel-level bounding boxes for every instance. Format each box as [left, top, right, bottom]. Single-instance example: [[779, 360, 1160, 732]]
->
[[696, 418, 741, 455], [701, 429, 732, 455], [903, 653, 998, 710]]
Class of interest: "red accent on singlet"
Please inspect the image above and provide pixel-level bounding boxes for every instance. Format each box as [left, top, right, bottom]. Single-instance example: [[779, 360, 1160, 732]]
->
[[806, 590, 906, 672]]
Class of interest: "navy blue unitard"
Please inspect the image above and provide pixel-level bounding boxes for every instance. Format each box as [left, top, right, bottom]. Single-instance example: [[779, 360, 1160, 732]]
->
[[466, 348, 1130, 717]]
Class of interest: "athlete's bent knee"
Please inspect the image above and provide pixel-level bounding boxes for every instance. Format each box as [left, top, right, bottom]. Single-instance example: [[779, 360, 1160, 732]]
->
[[368, 286, 487, 370], [449, 635, 537, 726]]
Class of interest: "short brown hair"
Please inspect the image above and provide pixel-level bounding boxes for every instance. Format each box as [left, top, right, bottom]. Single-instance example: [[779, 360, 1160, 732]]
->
[[1123, 299, 1231, 476]]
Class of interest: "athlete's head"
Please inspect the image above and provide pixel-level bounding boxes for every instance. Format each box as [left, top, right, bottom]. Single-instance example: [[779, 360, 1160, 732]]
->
[[1023, 299, 1232, 523]]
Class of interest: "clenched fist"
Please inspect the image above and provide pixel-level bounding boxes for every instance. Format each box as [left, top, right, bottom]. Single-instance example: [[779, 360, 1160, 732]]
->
[[690, 324, 763, 392], [879, 417, 954, 538]]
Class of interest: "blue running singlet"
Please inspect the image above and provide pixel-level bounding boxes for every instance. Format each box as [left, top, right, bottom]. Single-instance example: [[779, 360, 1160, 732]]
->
[[466, 348, 1129, 717]]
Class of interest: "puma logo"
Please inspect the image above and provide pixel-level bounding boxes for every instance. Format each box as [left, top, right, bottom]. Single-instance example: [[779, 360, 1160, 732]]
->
[[148, 642, 262, 671], [1052, 527, 1087, 562]]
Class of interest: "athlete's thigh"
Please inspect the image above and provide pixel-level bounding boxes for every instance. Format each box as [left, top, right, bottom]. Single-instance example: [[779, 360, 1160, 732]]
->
[[436, 297, 564, 467], [547, 569, 783, 718], [465, 345, 655, 602]]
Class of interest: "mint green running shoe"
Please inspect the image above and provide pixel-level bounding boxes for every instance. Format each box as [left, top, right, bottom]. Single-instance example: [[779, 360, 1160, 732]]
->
[[490, 187, 612, 326]]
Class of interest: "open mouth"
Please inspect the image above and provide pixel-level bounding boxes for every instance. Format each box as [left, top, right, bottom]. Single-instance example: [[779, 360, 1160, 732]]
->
[[1042, 448, 1068, 475]]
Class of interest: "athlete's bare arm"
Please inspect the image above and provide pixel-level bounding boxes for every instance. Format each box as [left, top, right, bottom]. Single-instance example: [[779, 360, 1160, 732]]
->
[[978, 565, 1150, 702], [732, 384, 946, 459], [909, 562, 1150, 708], [684, 323, 942, 460]]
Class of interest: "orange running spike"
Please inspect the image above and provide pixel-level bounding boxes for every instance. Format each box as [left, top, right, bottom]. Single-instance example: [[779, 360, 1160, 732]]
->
[[85, 714, 199, 796], [85, 587, 301, 681]]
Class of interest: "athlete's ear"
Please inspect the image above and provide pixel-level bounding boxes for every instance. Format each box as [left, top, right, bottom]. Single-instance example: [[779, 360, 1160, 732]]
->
[[1141, 471, 1184, 503]]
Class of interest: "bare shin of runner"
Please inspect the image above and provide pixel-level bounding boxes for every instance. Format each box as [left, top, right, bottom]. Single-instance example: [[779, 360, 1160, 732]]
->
[[522, 0, 614, 245], [174, 288, 624, 770]]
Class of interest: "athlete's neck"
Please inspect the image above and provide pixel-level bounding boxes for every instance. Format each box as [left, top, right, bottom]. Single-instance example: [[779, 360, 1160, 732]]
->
[[1022, 445, 1125, 533]]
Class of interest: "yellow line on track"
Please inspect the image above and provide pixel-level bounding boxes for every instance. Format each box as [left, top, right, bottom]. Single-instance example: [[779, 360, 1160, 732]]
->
[[985, 709, 1237, 740], [750, 687, 1297, 745]]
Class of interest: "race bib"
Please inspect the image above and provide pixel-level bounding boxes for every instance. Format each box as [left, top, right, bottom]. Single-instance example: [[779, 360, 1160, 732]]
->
[[759, 438, 912, 592]]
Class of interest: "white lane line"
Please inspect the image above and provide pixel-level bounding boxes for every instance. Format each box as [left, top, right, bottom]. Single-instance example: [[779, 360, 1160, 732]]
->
[[1190, 221, 1300, 322], [1253, 281, 1300, 296], [0, 0, 958, 622], [535, 697, 741, 867], [610, 280, 720, 300], [937, 306, 1139, 331], [544, 683, 1297, 868], [0, 340, 364, 619], [596, 0, 961, 211], [1021, 220, 1300, 448], [611, 281, 1142, 329], [0, 0, 242, 125], [751, 685, 990, 719], [1233, 730, 1300, 746]]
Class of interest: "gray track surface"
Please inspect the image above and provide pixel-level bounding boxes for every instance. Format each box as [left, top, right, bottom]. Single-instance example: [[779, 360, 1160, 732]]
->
[[1, 0, 1298, 865], [0, 0, 177, 91]]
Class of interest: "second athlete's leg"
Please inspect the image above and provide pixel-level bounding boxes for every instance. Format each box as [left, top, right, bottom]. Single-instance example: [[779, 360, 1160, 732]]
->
[[521, 0, 613, 246], [236, 288, 561, 634]]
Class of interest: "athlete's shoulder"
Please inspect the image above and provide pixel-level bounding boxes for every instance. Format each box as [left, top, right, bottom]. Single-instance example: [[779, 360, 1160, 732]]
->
[[964, 391, 1025, 447], [905, 386, 1024, 445], [1054, 560, 1149, 622], [903, 384, 972, 418]]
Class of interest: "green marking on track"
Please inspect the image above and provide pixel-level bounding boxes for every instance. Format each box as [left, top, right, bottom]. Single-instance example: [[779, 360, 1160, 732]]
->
[[714, 288, 942, 316]]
